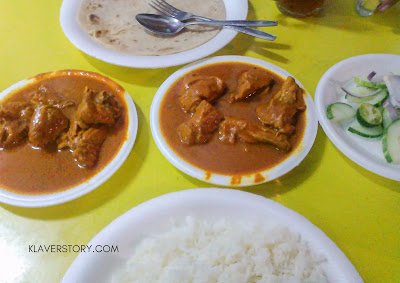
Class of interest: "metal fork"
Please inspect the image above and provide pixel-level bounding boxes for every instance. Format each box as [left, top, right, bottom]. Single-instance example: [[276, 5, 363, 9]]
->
[[150, 0, 277, 41]]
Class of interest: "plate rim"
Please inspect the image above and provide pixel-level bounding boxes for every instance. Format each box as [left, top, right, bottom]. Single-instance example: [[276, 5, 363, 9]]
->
[[59, 0, 248, 69], [61, 188, 363, 283], [315, 53, 400, 181], [0, 71, 138, 207], [150, 55, 319, 187]]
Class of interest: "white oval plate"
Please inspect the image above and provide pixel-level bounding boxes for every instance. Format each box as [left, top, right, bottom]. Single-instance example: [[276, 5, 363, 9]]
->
[[315, 54, 400, 181], [59, 0, 247, 68], [0, 71, 138, 207], [150, 55, 318, 187], [62, 188, 363, 283]]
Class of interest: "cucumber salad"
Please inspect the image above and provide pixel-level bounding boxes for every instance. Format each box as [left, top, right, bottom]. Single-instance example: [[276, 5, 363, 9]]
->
[[326, 72, 400, 164]]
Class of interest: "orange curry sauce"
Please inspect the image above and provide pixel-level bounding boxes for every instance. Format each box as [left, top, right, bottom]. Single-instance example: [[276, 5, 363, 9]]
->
[[0, 70, 128, 195], [159, 63, 306, 183]]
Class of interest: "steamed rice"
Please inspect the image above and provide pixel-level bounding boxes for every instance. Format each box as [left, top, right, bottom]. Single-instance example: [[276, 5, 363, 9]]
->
[[112, 217, 328, 283]]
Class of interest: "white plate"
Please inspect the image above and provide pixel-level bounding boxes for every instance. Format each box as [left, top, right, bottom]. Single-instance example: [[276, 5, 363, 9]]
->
[[0, 71, 138, 207], [315, 53, 400, 181], [59, 0, 247, 68], [150, 55, 318, 187], [62, 188, 363, 283]]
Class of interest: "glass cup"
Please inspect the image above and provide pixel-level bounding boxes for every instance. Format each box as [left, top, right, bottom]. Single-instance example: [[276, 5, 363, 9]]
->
[[275, 0, 325, 17], [356, 0, 380, 16]]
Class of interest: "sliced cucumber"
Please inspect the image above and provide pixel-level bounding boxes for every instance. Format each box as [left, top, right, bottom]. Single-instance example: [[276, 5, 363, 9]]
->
[[348, 119, 383, 138], [345, 89, 389, 106], [382, 108, 394, 129], [382, 119, 400, 164], [326, 102, 355, 122], [354, 77, 387, 89], [342, 80, 381, 97], [356, 103, 383, 128]]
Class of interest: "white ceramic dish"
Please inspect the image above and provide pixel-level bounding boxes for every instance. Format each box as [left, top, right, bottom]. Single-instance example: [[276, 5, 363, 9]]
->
[[59, 0, 247, 69], [315, 53, 400, 181], [0, 71, 138, 207], [62, 188, 363, 283], [150, 55, 318, 187]]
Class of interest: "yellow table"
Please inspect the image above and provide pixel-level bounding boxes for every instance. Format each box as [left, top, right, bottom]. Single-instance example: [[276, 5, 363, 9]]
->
[[0, 1, 399, 282]]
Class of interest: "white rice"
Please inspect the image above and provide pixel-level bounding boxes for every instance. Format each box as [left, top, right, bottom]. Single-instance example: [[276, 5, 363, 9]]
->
[[112, 217, 328, 283]]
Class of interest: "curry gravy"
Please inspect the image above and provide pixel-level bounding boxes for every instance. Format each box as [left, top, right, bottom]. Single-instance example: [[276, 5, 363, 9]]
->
[[0, 71, 128, 195], [160, 63, 306, 176]]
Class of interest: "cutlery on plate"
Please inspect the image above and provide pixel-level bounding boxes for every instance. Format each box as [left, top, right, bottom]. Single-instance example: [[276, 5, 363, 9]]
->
[[149, 0, 277, 40], [136, 14, 277, 40]]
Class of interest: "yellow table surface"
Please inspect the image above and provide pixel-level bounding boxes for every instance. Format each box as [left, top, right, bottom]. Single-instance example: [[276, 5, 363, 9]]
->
[[0, 0, 399, 282]]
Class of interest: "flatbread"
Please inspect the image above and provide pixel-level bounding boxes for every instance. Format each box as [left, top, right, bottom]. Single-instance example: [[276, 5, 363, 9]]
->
[[78, 0, 226, 56]]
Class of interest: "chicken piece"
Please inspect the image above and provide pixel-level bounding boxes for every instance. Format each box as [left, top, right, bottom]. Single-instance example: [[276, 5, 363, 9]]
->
[[58, 125, 108, 168], [57, 117, 109, 168], [0, 120, 30, 148], [179, 74, 225, 113], [29, 86, 75, 109], [0, 102, 34, 148], [28, 105, 69, 147], [57, 88, 120, 167], [0, 101, 33, 120], [75, 88, 121, 127], [229, 68, 274, 102], [256, 77, 306, 135], [69, 127, 108, 168], [219, 117, 290, 151], [178, 100, 223, 145]]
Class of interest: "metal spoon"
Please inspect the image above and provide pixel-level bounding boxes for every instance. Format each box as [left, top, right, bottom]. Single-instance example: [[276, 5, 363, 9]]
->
[[136, 14, 277, 40]]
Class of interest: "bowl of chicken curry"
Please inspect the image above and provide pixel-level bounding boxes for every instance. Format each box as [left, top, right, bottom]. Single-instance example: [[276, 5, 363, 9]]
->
[[150, 56, 318, 186], [0, 70, 137, 207]]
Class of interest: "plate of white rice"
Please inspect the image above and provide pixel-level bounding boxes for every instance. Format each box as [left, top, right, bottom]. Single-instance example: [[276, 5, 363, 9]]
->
[[62, 189, 363, 283]]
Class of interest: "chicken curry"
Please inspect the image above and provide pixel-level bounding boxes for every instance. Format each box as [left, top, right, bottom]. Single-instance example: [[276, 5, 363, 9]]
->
[[159, 62, 307, 182], [0, 70, 128, 194]]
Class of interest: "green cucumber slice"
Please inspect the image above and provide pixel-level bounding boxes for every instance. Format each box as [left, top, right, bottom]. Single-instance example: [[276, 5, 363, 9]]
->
[[326, 102, 355, 122], [382, 119, 400, 164], [382, 108, 394, 129], [354, 77, 387, 89], [342, 80, 381, 97], [345, 89, 389, 106], [348, 119, 383, 138], [356, 103, 383, 128]]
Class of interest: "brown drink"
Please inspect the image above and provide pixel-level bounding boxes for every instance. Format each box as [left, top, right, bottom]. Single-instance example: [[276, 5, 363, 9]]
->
[[275, 0, 325, 17]]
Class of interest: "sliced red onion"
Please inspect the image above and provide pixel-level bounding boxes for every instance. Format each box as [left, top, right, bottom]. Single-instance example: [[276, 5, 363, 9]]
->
[[383, 99, 399, 120], [366, 71, 384, 83], [383, 99, 390, 107], [383, 74, 400, 108], [341, 87, 381, 98], [367, 71, 376, 81]]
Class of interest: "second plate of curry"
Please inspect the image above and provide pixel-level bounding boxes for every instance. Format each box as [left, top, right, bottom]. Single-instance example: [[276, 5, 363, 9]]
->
[[0, 70, 138, 207], [150, 56, 318, 186]]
